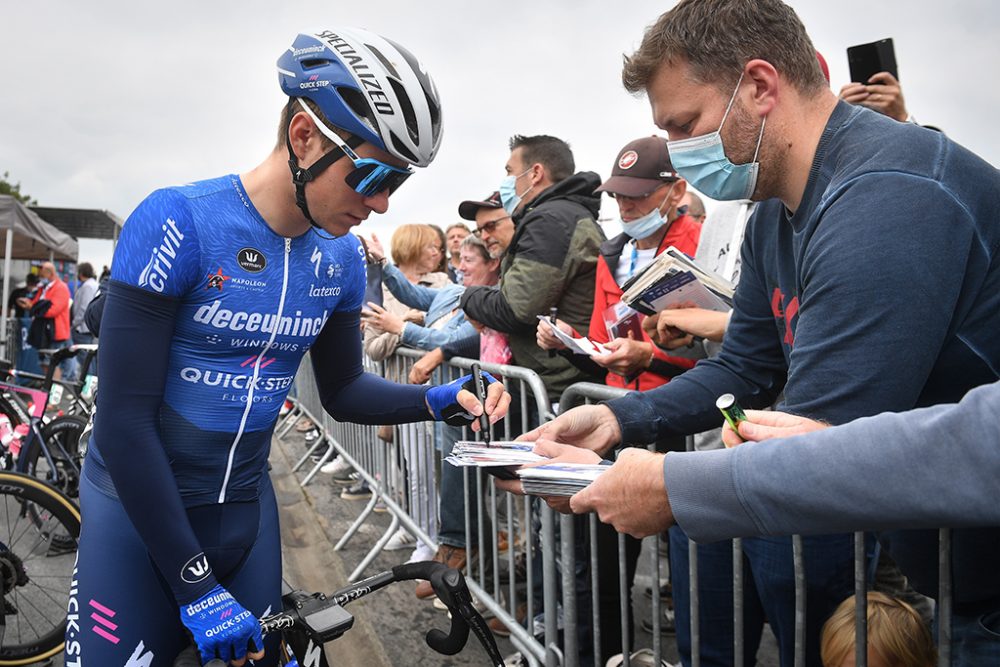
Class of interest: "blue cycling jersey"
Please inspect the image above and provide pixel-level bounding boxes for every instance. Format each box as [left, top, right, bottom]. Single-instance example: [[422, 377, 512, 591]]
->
[[73, 175, 436, 664], [89, 175, 366, 505]]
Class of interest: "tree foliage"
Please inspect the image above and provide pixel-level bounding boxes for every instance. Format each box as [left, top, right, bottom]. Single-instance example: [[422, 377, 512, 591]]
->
[[0, 172, 37, 205]]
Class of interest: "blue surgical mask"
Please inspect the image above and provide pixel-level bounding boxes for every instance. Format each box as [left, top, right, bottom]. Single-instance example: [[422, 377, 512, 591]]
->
[[499, 168, 532, 215], [619, 185, 675, 240], [666, 72, 766, 201]]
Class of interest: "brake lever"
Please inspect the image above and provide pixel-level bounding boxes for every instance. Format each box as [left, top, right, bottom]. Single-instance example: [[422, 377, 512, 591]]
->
[[391, 562, 504, 666]]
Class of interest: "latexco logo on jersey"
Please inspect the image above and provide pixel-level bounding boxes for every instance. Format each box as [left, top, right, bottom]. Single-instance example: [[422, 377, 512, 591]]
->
[[237, 247, 267, 273]]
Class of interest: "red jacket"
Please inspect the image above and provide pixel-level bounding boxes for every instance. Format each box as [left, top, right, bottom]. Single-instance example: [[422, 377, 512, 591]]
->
[[31, 277, 71, 342], [588, 214, 702, 391]]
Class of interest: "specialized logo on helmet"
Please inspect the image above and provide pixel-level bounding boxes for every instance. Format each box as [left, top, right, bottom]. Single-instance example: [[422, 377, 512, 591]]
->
[[181, 553, 212, 584], [618, 151, 639, 170], [315, 30, 396, 117], [205, 268, 231, 291], [237, 247, 267, 273]]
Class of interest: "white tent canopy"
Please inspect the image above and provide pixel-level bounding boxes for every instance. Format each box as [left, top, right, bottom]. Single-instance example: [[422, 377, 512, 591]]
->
[[0, 195, 78, 261]]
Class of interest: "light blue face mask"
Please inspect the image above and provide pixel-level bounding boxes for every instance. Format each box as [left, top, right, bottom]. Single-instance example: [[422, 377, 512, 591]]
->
[[666, 72, 766, 201], [498, 168, 532, 215], [619, 184, 675, 240]]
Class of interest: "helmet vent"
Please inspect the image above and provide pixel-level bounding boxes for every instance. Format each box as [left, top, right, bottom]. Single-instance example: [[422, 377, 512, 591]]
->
[[424, 89, 441, 131], [365, 44, 401, 80], [388, 130, 417, 163], [388, 78, 419, 143], [300, 58, 332, 70], [336, 86, 378, 135]]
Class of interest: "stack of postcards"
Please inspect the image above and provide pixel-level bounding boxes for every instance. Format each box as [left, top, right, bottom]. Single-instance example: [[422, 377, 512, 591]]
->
[[516, 463, 610, 497], [447, 441, 611, 495], [446, 441, 545, 479]]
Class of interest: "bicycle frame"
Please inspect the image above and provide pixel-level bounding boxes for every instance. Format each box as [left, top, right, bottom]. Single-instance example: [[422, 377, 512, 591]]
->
[[0, 381, 77, 481], [9, 344, 98, 417]]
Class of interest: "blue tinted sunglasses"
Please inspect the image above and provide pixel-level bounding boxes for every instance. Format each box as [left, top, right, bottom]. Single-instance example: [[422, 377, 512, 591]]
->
[[296, 99, 413, 197]]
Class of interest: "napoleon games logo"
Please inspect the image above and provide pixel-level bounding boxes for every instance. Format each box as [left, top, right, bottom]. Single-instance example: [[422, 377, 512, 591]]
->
[[237, 247, 267, 273], [205, 268, 231, 291], [618, 150, 639, 170]]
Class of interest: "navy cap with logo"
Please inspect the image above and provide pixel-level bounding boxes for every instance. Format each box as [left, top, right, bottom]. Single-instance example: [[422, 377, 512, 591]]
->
[[458, 191, 503, 221], [595, 136, 679, 198]]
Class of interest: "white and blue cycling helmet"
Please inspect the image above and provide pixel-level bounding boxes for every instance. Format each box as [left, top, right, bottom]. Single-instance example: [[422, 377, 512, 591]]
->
[[277, 28, 443, 228], [277, 27, 443, 168]]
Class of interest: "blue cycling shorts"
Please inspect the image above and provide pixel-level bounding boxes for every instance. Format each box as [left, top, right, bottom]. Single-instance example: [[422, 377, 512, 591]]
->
[[65, 471, 282, 667]]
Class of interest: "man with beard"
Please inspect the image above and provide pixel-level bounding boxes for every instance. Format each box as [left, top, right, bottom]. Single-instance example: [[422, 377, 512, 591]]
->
[[515, 1, 1000, 665]]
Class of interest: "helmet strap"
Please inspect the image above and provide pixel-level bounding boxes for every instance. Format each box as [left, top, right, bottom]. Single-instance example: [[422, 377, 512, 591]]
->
[[284, 99, 365, 231]]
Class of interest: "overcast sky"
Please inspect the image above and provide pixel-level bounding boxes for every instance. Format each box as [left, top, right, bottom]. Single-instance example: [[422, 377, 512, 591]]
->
[[3, 1, 998, 270]]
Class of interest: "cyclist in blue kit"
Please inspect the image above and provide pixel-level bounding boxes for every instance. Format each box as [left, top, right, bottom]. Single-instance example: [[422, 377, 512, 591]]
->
[[69, 28, 510, 667]]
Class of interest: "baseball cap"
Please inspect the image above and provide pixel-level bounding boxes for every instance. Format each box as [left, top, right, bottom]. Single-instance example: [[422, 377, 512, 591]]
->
[[595, 136, 679, 198], [458, 191, 503, 221]]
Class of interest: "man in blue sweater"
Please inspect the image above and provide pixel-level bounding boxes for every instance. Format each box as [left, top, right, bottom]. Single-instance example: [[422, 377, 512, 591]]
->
[[520, 0, 1000, 664]]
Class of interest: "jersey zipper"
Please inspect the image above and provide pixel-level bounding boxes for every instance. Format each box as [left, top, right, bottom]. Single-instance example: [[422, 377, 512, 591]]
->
[[218, 236, 292, 503]]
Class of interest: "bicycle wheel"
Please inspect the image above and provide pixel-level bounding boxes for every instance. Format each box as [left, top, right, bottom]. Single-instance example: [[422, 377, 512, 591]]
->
[[0, 397, 26, 432], [0, 472, 80, 666], [22, 416, 86, 500]]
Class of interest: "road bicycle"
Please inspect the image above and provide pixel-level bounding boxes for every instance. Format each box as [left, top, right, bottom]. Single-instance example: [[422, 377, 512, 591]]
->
[[0, 347, 96, 498], [0, 471, 80, 666], [174, 560, 505, 667], [4, 345, 98, 420]]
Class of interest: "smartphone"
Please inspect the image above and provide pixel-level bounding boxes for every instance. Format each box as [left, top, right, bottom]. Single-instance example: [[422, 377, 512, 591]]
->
[[847, 38, 898, 84]]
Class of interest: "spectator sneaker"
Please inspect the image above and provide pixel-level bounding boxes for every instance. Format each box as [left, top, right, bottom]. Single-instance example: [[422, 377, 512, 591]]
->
[[406, 542, 437, 564], [320, 456, 353, 477], [605, 649, 678, 667], [503, 651, 528, 667], [339, 480, 371, 500], [383, 527, 416, 552], [639, 603, 676, 636]]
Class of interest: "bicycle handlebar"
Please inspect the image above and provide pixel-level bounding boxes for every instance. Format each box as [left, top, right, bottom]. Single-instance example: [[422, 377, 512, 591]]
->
[[247, 561, 503, 667]]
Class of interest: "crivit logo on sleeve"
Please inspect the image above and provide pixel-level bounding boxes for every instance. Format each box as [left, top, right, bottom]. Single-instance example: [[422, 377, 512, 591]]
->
[[137, 218, 185, 293], [237, 247, 267, 273]]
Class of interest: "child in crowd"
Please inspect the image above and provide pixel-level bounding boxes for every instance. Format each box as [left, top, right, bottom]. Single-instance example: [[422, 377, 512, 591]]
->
[[821, 591, 936, 667]]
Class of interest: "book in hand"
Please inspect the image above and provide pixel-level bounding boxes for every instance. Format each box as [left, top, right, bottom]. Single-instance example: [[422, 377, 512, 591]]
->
[[536, 316, 611, 357], [516, 462, 611, 497], [620, 246, 735, 316]]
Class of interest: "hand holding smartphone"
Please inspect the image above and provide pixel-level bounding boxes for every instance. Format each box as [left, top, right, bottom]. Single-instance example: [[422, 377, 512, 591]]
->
[[847, 37, 898, 84]]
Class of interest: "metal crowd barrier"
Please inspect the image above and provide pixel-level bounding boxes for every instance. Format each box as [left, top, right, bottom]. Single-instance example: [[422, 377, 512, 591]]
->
[[556, 383, 955, 667], [282, 348, 566, 666], [280, 353, 957, 667]]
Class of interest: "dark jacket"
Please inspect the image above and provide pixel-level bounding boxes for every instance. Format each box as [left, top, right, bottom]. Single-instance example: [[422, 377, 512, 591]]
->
[[461, 171, 605, 401], [607, 102, 1000, 607]]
